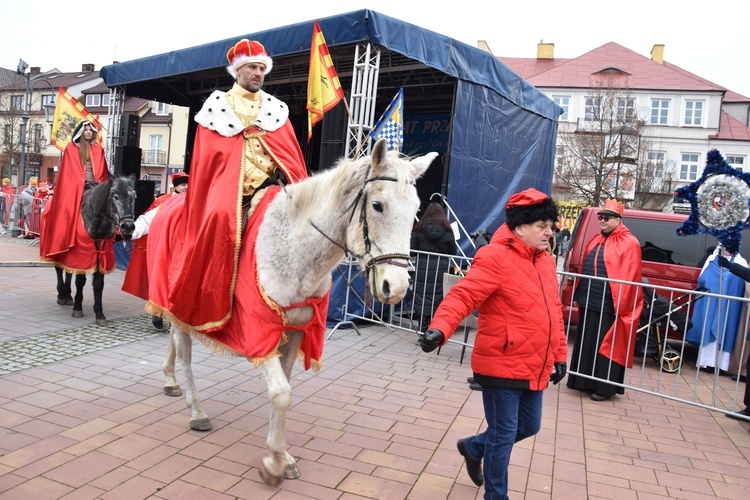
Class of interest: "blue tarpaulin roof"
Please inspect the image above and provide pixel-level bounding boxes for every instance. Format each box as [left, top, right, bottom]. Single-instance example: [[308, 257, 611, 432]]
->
[[101, 8, 560, 242]]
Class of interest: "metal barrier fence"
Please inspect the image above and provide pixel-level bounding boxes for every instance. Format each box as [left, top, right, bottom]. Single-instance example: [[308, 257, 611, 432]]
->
[[330, 250, 750, 420], [0, 194, 47, 240]]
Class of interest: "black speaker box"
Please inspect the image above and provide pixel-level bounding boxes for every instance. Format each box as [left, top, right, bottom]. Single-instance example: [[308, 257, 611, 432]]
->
[[114, 146, 142, 177], [118, 114, 141, 147], [134, 180, 155, 218]]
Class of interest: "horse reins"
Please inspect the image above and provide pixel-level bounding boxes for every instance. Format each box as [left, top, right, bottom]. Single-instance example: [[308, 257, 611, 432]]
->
[[310, 164, 413, 284]]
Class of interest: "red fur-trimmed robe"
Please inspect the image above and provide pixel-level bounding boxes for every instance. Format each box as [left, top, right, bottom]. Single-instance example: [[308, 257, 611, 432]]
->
[[39, 141, 113, 273], [147, 90, 328, 368]]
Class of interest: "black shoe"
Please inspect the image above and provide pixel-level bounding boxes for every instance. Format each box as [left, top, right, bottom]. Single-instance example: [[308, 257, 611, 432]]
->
[[704, 366, 716, 374], [469, 382, 482, 391], [467, 377, 474, 384], [152, 316, 164, 331], [457, 439, 483, 486], [726, 407, 750, 421], [730, 374, 747, 383]]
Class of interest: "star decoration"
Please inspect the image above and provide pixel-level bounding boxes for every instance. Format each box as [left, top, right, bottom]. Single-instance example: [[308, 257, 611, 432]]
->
[[675, 149, 750, 254]]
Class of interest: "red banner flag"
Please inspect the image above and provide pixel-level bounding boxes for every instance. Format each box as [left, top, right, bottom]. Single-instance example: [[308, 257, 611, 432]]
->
[[307, 21, 345, 141], [51, 87, 103, 151]]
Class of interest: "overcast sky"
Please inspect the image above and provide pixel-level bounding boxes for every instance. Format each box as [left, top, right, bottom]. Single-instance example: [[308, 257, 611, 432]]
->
[[2, 0, 749, 99]]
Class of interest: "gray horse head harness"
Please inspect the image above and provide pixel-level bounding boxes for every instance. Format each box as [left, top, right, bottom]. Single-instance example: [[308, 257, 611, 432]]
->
[[311, 163, 413, 287]]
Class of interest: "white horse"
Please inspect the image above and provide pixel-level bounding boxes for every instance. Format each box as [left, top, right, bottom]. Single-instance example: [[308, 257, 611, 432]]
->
[[160, 139, 435, 486]]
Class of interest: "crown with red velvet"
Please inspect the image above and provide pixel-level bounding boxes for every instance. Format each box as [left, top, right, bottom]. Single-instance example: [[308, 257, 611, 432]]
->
[[600, 198, 624, 218], [226, 39, 273, 78]]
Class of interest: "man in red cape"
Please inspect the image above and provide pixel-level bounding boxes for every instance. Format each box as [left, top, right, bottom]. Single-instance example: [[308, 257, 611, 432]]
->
[[40, 121, 113, 274], [147, 39, 318, 365]]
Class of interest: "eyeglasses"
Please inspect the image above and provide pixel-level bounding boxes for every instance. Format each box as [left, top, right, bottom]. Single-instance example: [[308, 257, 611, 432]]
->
[[597, 215, 615, 222]]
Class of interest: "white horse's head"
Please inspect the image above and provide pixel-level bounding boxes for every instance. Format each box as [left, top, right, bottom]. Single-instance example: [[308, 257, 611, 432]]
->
[[346, 139, 435, 304]]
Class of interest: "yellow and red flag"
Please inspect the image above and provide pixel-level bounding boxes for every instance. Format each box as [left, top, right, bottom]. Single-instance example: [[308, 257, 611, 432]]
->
[[51, 87, 103, 151], [307, 21, 344, 141]]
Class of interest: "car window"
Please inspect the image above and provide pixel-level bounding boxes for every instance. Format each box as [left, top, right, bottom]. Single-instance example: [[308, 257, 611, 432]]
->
[[624, 217, 704, 267]]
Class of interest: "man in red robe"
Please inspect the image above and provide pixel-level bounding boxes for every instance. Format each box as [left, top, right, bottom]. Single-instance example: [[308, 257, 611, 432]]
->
[[40, 121, 113, 274], [147, 39, 311, 360]]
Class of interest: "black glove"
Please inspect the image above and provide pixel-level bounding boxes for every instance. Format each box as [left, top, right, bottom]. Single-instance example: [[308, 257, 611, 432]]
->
[[716, 255, 732, 269], [419, 329, 445, 353], [549, 362, 567, 385]]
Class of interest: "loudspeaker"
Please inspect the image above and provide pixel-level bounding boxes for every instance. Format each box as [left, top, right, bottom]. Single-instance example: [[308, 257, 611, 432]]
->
[[134, 180, 155, 218], [118, 114, 141, 147], [114, 146, 142, 177]]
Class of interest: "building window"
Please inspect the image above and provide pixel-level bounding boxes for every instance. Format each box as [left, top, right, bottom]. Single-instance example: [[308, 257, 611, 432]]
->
[[650, 99, 669, 125], [647, 150, 665, 177], [148, 135, 164, 163], [584, 97, 601, 121], [684, 99, 704, 126], [41, 94, 56, 110], [32, 124, 45, 153], [85, 94, 101, 107], [616, 98, 635, 122], [4, 124, 12, 143], [10, 95, 24, 110], [154, 102, 169, 116], [102, 94, 110, 107], [726, 154, 746, 171], [679, 153, 700, 181], [552, 96, 570, 121]]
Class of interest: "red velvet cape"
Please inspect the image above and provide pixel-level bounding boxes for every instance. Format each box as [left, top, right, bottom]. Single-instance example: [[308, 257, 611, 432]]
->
[[39, 142, 112, 273], [582, 222, 644, 368], [121, 193, 181, 301], [150, 120, 307, 332]]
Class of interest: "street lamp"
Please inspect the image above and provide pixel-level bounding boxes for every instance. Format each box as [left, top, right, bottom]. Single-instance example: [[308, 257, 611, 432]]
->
[[14, 59, 56, 232]]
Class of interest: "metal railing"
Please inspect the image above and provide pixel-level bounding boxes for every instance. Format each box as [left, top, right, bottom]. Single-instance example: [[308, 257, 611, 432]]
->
[[328, 250, 750, 420]]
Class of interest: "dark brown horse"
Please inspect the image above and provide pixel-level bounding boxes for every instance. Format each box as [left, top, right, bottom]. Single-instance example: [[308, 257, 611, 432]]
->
[[56, 176, 137, 326]]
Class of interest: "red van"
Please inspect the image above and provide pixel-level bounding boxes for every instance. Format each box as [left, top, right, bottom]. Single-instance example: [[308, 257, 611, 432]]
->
[[559, 207, 739, 328]]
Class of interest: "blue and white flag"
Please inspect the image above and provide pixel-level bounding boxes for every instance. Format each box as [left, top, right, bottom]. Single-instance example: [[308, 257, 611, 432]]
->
[[370, 88, 404, 151]]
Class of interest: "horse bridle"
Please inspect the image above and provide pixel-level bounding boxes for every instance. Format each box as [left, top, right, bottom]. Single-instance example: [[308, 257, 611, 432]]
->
[[310, 164, 413, 286]]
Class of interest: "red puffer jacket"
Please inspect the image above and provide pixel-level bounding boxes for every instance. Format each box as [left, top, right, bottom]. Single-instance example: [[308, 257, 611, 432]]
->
[[429, 223, 567, 391]]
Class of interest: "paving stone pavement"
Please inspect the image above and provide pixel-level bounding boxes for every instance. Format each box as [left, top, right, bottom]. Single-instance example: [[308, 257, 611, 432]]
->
[[0, 315, 159, 376], [1, 236, 750, 499]]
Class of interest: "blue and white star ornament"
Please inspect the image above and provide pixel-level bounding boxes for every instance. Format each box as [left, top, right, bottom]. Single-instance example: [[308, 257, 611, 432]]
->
[[675, 149, 750, 254]]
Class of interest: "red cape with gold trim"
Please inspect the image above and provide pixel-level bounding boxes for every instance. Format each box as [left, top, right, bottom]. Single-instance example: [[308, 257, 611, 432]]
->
[[582, 222, 643, 368], [148, 119, 307, 332], [121, 193, 183, 301], [39, 142, 112, 273]]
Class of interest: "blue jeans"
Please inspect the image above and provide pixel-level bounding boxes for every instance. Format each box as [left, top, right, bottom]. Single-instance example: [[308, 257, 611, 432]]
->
[[462, 386, 543, 499]]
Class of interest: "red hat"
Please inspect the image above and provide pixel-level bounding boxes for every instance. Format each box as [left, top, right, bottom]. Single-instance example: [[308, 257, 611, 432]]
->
[[505, 188, 548, 209], [599, 198, 624, 218], [226, 39, 273, 78], [171, 172, 189, 187]]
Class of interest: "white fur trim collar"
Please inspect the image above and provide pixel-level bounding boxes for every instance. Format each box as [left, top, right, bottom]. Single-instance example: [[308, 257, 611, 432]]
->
[[194, 90, 289, 136]]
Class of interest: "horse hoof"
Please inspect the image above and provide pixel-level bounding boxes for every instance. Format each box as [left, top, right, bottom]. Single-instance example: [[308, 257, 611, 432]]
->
[[163, 386, 182, 397], [259, 465, 284, 487], [57, 298, 73, 306], [72, 310, 84, 318], [190, 418, 212, 431], [96, 318, 108, 327], [284, 461, 301, 480]]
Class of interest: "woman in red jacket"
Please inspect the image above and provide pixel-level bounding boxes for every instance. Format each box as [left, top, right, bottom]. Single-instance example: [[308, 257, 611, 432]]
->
[[420, 188, 568, 499]]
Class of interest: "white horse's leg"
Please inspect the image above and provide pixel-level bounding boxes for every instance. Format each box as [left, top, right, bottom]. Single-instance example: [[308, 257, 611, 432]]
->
[[259, 331, 303, 486], [172, 326, 211, 431], [162, 324, 182, 397]]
